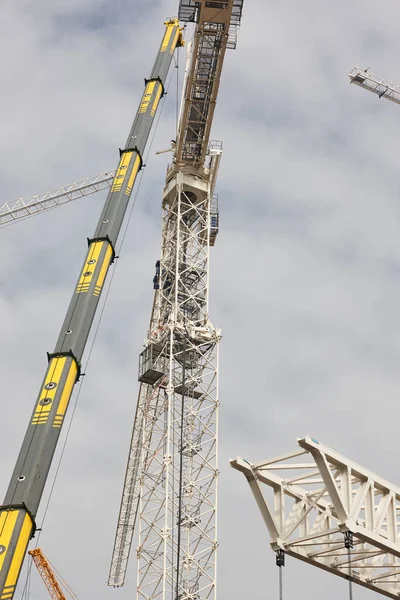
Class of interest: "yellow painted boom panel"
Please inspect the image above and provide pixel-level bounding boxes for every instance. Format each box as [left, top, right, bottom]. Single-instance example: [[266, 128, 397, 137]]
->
[[53, 361, 78, 428], [0, 512, 18, 573], [4, 514, 32, 593], [111, 152, 132, 193], [32, 357, 67, 425], [94, 245, 113, 297]]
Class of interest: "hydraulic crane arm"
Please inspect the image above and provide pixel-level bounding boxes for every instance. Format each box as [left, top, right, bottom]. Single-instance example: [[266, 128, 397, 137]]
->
[[29, 549, 67, 600], [349, 67, 400, 105], [0, 19, 183, 600], [0, 172, 115, 227]]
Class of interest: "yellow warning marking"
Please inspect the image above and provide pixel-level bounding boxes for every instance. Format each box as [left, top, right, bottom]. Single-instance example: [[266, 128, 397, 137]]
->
[[170, 28, 180, 54], [151, 84, 163, 117], [139, 81, 156, 114], [52, 361, 78, 428], [5, 513, 32, 590], [125, 155, 141, 197], [111, 151, 132, 192], [161, 23, 174, 52], [0, 511, 18, 572], [93, 245, 113, 297], [32, 357, 66, 425], [75, 242, 103, 294]]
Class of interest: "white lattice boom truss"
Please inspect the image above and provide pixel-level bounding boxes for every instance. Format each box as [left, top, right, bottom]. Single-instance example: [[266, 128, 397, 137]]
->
[[231, 436, 400, 599], [349, 67, 400, 105], [0, 171, 115, 226], [135, 163, 221, 600]]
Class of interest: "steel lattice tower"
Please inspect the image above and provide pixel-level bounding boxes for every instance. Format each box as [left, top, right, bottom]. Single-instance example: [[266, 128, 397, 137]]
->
[[108, 3, 244, 599], [136, 161, 221, 600]]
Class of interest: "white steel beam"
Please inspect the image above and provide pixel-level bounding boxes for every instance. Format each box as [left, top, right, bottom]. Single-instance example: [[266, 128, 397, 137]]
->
[[0, 171, 115, 227], [349, 67, 400, 106], [231, 437, 400, 599]]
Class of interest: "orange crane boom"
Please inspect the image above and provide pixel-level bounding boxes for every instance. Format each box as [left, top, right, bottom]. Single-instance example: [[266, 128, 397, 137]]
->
[[28, 549, 66, 600]]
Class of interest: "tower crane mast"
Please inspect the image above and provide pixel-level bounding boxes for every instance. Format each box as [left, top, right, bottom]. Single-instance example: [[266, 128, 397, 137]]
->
[[0, 19, 183, 600], [108, 2, 244, 599]]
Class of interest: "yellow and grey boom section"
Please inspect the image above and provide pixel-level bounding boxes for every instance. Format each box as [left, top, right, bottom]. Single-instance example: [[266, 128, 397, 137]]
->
[[0, 18, 183, 600]]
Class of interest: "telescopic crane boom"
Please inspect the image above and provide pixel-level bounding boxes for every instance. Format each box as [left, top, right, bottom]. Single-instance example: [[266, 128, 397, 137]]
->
[[0, 19, 183, 600]]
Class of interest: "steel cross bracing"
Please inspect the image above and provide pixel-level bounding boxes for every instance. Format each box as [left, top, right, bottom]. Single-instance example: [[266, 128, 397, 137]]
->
[[349, 67, 400, 105], [135, 171, 221, 600], [0, 171, 115, 227], [108, 147, 222, 590], [232, 436, 400, 600]]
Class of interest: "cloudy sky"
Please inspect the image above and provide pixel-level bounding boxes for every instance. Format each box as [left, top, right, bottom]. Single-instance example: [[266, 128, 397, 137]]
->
[[1, 0, 400, 599]]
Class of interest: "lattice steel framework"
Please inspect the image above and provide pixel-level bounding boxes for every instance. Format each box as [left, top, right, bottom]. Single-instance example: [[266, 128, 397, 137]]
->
[[136, 167, 220, 600], [232, 436, 400, 599], [349, 67, 400, 105], [109, 2, 244, 594], [0, 171, 115, 226]]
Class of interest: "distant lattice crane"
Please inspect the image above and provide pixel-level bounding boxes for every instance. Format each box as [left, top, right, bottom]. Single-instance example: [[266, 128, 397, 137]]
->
[[29, 549, 71, 600], [0, 172, 115, 227], [349, 67, 400, 105]]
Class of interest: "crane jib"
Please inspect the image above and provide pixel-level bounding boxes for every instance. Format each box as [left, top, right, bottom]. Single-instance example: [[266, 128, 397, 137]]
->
[[0, 18, 183, 600]]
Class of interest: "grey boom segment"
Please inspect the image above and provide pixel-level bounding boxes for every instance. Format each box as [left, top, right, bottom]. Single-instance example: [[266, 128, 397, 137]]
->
[[0, 18, 183, 600]]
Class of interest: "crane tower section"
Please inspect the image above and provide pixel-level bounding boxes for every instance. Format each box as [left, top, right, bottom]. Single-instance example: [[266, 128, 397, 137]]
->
[[108, 2, 244, 598]]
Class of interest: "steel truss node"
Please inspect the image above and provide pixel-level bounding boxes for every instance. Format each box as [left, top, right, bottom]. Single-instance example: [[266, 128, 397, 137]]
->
[[232, 436, 400, 599]]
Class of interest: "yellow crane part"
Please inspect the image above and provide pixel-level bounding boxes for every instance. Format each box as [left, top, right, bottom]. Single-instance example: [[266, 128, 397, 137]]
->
[[28, 549, 66, 600]]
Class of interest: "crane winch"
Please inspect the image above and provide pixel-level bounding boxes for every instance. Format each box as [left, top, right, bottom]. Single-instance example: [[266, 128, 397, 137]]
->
[[0, 18, 183, 600]]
